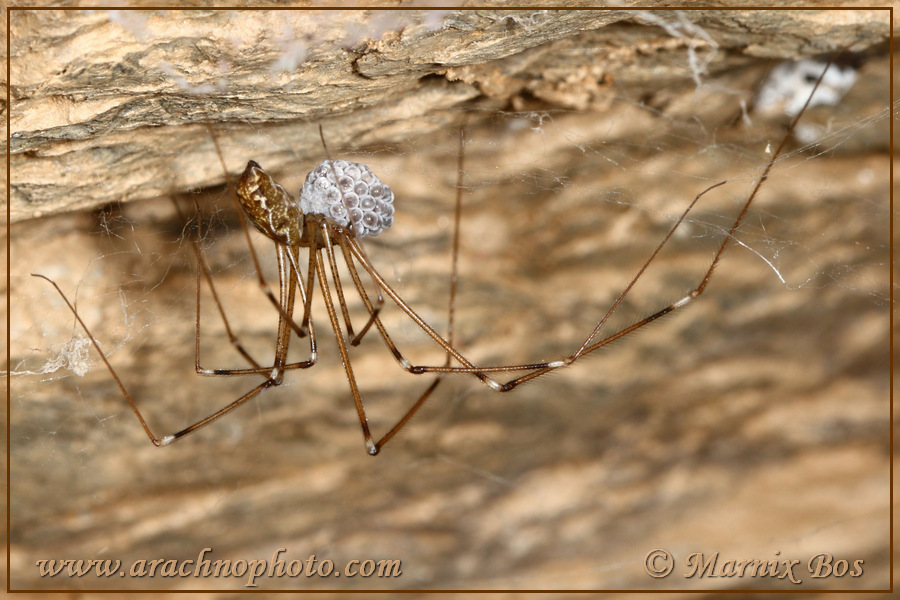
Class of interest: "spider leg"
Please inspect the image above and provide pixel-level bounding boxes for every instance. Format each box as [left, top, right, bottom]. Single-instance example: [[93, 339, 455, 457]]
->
[[336, 167, 753, 391], [314, 124, 386, 349], [262, 243, 313, 381], [31, 230, 322, 447], [343, 127, 470, 452], [571, 180, 728, 361], [318, 221, 457, 454], [322, 227, 357, 343], [187, 195, 316, 378], [335, 55, 840, 393], [342, 227, 385, 349], [31, 274, 280, 447], [31, 238, 322, 447], [312, 222, 379, 454], [484, 51, 841, 391], [330, 237, 450, 452], [200, 123, 318, 370], [343, 229, 544, 379], [282, 243, 320, 366], [170, 196, 265, 373], [348, 282, 382, 347], [373, 376, 445, 453], [294, 233, 318, 339]]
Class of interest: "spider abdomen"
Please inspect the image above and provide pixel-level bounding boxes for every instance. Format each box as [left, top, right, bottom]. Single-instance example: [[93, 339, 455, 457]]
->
[[300, 160, 395, 237]]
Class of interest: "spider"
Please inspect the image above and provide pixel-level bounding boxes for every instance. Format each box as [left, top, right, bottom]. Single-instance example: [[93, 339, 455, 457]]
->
[[34, 55, 840, 456]]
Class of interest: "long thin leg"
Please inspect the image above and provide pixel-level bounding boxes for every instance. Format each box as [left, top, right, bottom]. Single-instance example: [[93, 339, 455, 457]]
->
[[316, 125, 386, 348], [335, 55, 840, 393], [204, 123, 314, 346], [343, 234, 531, 379], [31, 246, 317, 447], [474, 50, 845, 390], [169, 196, 265, 373], [370, 124, 468, 452], [286, 243, 319, 364], [293, 227, 318, 338], [340, 180, 741, 385], [322, 227, 357, 343], [186, 196, 316, 378], [29, 193, 319, 449], [156, 379, 276, 446], [31, 274, 278, 447], [33, 54, 839, 455], [312, 223, 378, 454], [319, 221, 455, 454]]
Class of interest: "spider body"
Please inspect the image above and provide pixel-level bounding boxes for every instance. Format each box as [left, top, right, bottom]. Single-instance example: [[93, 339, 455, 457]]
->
[[32, 55, 844, 456], [237, 158, 395, 248]]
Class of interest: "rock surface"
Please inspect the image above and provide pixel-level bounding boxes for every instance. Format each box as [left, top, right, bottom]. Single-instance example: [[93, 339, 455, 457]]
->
[[8, 7, 891, 594]]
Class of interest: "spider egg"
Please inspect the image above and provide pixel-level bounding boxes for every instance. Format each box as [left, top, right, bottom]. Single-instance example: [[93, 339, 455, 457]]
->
[[300, 160, 395, 237]]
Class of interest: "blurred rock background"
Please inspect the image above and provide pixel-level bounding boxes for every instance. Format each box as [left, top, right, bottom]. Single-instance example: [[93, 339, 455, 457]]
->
[[7, 7, 892, 595]]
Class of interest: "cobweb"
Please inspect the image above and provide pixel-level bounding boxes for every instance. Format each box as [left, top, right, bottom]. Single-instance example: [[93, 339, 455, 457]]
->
[[10, 10, 891, 592]]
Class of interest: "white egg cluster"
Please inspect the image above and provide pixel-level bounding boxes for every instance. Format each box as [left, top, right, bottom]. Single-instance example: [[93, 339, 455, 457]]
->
[[299, 160, 395, 237]]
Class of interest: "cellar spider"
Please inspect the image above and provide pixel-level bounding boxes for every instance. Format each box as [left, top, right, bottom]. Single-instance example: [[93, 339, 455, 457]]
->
[[34, 55, 839, 456]]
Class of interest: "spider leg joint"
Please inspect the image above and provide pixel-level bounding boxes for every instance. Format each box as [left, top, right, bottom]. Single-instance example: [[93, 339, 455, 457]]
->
[[673, 295, 693, 309]]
